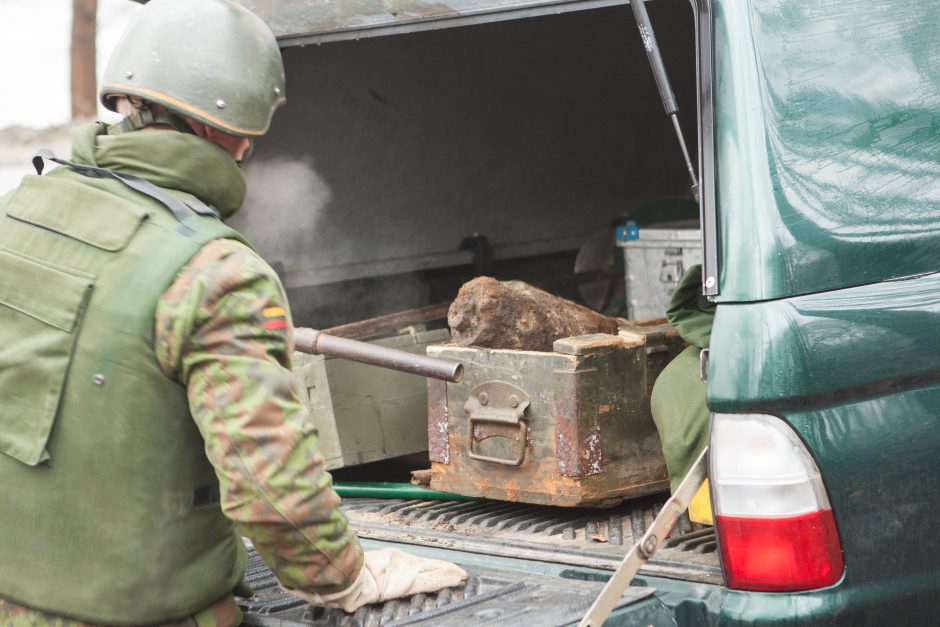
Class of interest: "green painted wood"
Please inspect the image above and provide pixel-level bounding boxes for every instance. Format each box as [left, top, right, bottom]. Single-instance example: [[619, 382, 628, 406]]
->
[[293, 327, 449, 469]]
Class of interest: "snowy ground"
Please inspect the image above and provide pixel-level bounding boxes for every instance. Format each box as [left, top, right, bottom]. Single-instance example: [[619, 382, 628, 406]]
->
[[0, 1, 141, 195], [0, 0, 139, 130], [0, 126, 72, 195]]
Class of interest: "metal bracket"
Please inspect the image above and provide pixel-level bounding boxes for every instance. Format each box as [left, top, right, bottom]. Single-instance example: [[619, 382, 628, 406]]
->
[[659, 259, 685, 284], [464, 381, 530, 466], [699, 348, 709, 383], [578, 448, 709, 627]]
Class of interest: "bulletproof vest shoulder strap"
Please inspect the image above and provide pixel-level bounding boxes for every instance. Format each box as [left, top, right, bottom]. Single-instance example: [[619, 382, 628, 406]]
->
[[31, 149, 221, 236]]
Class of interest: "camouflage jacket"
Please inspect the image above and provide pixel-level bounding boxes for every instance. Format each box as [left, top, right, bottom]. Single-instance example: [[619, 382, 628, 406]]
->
[[155, 238, 364, 596], [0, 220, 363, 626]]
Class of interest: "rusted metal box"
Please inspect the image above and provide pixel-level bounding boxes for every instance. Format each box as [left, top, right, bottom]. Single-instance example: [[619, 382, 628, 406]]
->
[[293, 327, 450, 470], [427, 323, 682, 507]]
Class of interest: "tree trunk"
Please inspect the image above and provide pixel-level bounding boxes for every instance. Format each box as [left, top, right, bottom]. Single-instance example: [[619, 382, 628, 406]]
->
[[448, 277, 621, 352], [71, 0, 98, 120]]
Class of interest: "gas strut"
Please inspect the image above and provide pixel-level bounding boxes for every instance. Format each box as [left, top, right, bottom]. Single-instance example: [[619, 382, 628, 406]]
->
[[630, 0, 699, 202]]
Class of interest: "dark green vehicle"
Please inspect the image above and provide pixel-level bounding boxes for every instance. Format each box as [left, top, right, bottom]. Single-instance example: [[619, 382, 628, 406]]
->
[[228, 0, 940, 624]]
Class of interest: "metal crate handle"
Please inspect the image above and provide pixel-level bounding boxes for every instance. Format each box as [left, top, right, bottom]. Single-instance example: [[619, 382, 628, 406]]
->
[[464, 381, 530, 467]]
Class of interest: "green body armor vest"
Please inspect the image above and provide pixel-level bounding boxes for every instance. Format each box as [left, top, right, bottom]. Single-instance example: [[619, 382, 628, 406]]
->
[[0, 166, 248, 623]]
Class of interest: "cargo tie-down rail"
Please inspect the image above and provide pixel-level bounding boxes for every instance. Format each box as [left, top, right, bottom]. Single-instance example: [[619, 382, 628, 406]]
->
[[578, 447, 709, 627]]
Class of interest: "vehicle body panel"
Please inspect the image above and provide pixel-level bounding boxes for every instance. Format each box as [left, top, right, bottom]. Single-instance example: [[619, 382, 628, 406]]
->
[[711, 0, 940, 302], [705, 0, 940, 623], [708, 273, 940, 409]]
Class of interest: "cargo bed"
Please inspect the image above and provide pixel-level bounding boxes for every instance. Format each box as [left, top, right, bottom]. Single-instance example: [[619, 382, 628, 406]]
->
[[238, 496, 721, 625], [239, 546, 660, 627]]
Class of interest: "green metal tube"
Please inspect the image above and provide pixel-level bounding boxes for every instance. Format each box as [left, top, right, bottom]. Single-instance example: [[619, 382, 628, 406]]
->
[[334, 482, 481, 502]]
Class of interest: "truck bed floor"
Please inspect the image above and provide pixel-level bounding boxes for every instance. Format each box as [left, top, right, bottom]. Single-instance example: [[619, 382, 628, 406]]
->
[[238, 545, 656, 627], [238, 496, 721, 625], [342, 495, 722, 584]]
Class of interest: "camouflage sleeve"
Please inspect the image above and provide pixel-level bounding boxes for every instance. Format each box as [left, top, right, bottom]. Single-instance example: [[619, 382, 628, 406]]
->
[[154, 238, 364, 594]]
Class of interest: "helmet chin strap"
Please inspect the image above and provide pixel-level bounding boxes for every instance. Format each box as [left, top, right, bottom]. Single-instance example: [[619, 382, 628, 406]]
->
[[237, 139, 254, 165], [112, 106, 196, 136]]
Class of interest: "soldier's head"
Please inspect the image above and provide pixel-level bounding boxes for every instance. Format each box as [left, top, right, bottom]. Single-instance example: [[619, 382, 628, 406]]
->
[[99, 0, 285, 160]]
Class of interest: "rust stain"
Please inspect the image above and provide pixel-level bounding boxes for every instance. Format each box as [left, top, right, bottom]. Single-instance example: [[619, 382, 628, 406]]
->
[[554, 386, 581, 477], [427, 379, 450, 464], [554, 367, 601, 478], [579, 424, 604, 477]]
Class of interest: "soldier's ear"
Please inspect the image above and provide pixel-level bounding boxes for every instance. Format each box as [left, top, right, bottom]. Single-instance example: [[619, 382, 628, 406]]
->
[[238, 140, 254, 165], [187, 120, 210, 139]]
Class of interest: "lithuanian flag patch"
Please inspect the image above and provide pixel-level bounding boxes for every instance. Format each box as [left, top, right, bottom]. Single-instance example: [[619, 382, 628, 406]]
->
[[263, 307, 287, 331]]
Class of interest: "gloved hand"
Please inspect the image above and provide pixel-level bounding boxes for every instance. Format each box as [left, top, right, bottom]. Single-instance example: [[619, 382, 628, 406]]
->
[[289, 548, 467, 613]]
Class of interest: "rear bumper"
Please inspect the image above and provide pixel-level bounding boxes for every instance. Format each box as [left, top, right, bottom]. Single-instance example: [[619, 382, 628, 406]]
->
[[638, 573, 940, 627]]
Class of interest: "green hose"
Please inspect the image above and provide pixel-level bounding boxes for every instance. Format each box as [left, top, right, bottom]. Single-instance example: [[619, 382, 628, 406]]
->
[[334, 482, 481, 502]]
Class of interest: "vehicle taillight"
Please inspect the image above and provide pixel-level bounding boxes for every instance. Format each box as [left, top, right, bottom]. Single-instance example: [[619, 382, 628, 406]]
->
[[710, 413, 844, 592]]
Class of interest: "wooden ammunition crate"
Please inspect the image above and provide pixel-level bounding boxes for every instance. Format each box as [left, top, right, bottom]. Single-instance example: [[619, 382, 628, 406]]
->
[[293, 327, 450, 469], [427, 323, 682, 507]]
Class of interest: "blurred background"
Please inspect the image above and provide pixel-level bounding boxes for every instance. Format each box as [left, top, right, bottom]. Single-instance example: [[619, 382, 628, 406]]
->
[[0, 0, 142, 191]]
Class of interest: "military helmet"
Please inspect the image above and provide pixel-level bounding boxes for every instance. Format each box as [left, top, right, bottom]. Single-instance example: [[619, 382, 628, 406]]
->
[[100, 0, 286, 137]]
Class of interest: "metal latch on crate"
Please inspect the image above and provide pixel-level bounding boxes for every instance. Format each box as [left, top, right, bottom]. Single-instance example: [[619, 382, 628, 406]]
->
[[659, 258, 685, 284], [465, 381, 530, 466]]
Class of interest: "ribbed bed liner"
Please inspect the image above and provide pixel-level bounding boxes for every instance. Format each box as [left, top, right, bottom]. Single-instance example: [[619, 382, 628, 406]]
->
[[238, 546, 656, 627], [238, 496, 721, 625], [342, 495, 721, 582]]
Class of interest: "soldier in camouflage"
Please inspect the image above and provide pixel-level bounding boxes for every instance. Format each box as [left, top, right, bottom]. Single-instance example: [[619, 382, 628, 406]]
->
[[0, 1, 464, 624]]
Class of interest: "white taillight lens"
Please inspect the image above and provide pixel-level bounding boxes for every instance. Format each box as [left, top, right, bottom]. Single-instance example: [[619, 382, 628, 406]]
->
[[711, 415, 831, 517], [711, 413, 844, 591]]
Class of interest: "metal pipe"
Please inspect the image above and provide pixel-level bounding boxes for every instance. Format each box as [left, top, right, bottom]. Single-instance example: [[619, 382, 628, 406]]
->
[[671, 114, 699, 201], [294, 328, 464, 383], [630, 0, 700, 201], [333, 482, 481, 502]]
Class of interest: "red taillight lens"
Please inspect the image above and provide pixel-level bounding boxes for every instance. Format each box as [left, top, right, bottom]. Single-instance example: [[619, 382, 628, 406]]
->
[[716, 510, 844, 591], [710, 414, 844, 592]]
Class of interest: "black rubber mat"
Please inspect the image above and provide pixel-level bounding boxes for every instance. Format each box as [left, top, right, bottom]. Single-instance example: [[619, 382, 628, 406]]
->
[[237, 545, 657, 627], [341, 497, 721, 584]]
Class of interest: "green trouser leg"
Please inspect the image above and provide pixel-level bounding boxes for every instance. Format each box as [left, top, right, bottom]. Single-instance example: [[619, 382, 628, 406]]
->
[[650, 346, 710, 493]]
